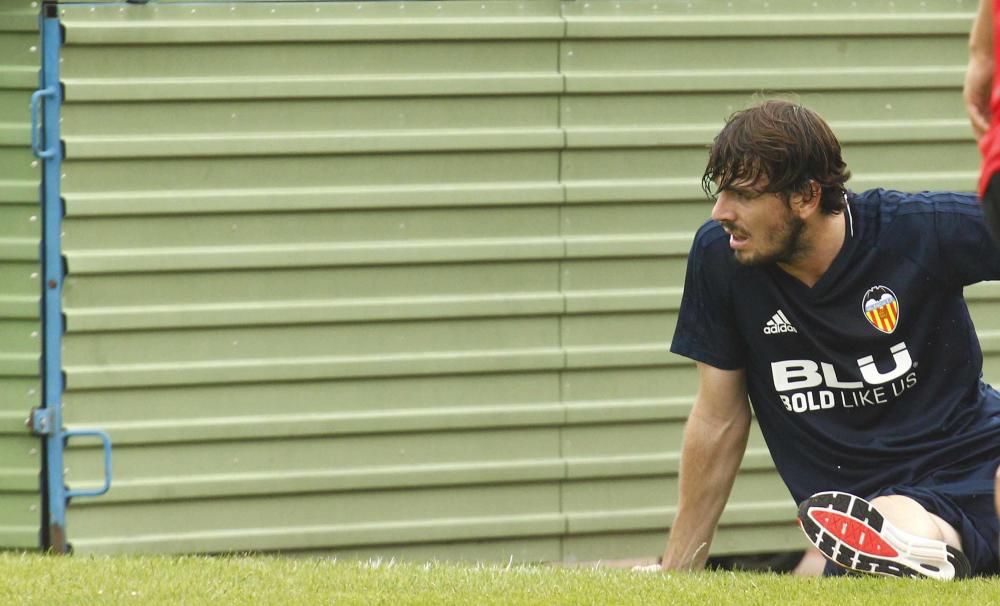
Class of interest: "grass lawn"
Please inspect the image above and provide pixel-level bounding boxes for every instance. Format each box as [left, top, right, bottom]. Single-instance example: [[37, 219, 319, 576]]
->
[[0, 553, 996, 605]]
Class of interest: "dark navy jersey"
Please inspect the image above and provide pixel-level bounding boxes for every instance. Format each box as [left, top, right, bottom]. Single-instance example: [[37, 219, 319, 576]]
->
[[671, 189, 1000, 504]]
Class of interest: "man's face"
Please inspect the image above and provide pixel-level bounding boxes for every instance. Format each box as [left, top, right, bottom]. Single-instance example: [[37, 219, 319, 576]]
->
[[710, 179, 807, 267]]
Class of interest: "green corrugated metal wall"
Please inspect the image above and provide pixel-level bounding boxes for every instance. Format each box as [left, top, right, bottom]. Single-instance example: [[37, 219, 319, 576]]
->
[[0, 0, 42, 550], [50, 0, 990, 560]]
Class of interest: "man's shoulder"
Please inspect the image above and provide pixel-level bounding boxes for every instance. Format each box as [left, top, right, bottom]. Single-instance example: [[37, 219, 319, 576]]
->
[[689, 220, 744, 273], [692, 218, 726, 243], [691, 219, 731, 255], [851, 189, 982, 245], [852, 188, 980, 219]]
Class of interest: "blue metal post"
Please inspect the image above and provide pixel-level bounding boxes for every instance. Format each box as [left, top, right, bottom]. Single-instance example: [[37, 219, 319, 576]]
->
[[39, 11, 67, 552], [33, 7, 113, 553]]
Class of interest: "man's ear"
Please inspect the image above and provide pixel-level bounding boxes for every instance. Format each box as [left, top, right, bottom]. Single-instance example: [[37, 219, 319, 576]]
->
[[792, 182, 821, 217]]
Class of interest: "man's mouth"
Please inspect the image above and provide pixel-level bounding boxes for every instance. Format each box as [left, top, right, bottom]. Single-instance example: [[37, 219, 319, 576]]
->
[[722, 225, 750, 250]]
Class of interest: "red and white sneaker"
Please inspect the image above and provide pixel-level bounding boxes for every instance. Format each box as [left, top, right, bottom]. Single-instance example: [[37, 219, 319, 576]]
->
[[797, 491, 971, 580]]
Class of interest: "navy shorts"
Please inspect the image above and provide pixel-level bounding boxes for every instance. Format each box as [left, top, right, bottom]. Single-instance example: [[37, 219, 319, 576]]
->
[[823, 459, 999, 577]]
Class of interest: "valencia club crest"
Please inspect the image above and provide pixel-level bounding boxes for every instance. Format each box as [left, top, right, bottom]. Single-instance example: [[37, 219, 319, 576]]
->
[[862, 285, 900, 334]]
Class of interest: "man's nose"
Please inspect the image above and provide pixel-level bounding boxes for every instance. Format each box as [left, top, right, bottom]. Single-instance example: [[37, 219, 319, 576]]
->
[[711, 193, 734, 223]]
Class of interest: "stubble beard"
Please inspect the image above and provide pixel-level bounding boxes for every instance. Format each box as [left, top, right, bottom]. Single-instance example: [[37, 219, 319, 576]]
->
[[733, 213, 809, 267]]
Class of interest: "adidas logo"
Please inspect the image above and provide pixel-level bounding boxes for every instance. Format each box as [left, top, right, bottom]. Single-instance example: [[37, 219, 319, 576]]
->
[[764, 309, 798, 335]]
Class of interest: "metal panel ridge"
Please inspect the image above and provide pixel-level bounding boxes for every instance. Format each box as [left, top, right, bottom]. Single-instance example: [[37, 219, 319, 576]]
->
[[563, 5, 969, 38], [58, 1, 566, 102], [62, 1, 565, 44]]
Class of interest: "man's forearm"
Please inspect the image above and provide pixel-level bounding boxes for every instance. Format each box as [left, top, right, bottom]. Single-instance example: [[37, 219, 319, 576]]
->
[[971, 0, 993, 57], [661, 410, 750, 570], [965, 0, 995, 138]]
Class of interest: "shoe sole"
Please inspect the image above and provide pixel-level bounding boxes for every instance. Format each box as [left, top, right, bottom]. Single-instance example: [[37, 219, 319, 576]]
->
[[797, 491, 971, 580]]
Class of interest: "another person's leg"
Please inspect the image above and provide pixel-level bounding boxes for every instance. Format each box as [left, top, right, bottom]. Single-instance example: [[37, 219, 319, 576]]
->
[[984, 172, 1000, 242], [792, 547, 827, 576]]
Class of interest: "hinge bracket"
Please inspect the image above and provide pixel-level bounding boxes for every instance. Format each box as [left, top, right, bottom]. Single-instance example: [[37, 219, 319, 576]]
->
[[30, 407, 55, 436]]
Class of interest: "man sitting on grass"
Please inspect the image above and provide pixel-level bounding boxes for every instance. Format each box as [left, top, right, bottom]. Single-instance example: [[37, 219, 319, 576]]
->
[[658, 100, 1000, 579]]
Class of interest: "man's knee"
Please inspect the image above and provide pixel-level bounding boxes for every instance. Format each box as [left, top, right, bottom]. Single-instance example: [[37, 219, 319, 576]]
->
[[995, 465, 999, 520], [870, 495, 963, 551]]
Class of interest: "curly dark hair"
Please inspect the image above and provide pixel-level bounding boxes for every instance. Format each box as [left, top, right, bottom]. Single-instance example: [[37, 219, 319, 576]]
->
[[702, 100, 851, 214]]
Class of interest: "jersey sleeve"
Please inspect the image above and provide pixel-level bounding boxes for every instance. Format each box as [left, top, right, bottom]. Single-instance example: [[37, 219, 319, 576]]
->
[[932, 193, 1000, 286], [669, 226, 746, 370]]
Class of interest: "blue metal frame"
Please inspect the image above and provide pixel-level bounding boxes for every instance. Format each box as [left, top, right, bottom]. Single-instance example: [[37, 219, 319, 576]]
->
[[33, 10, 112, 552]]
